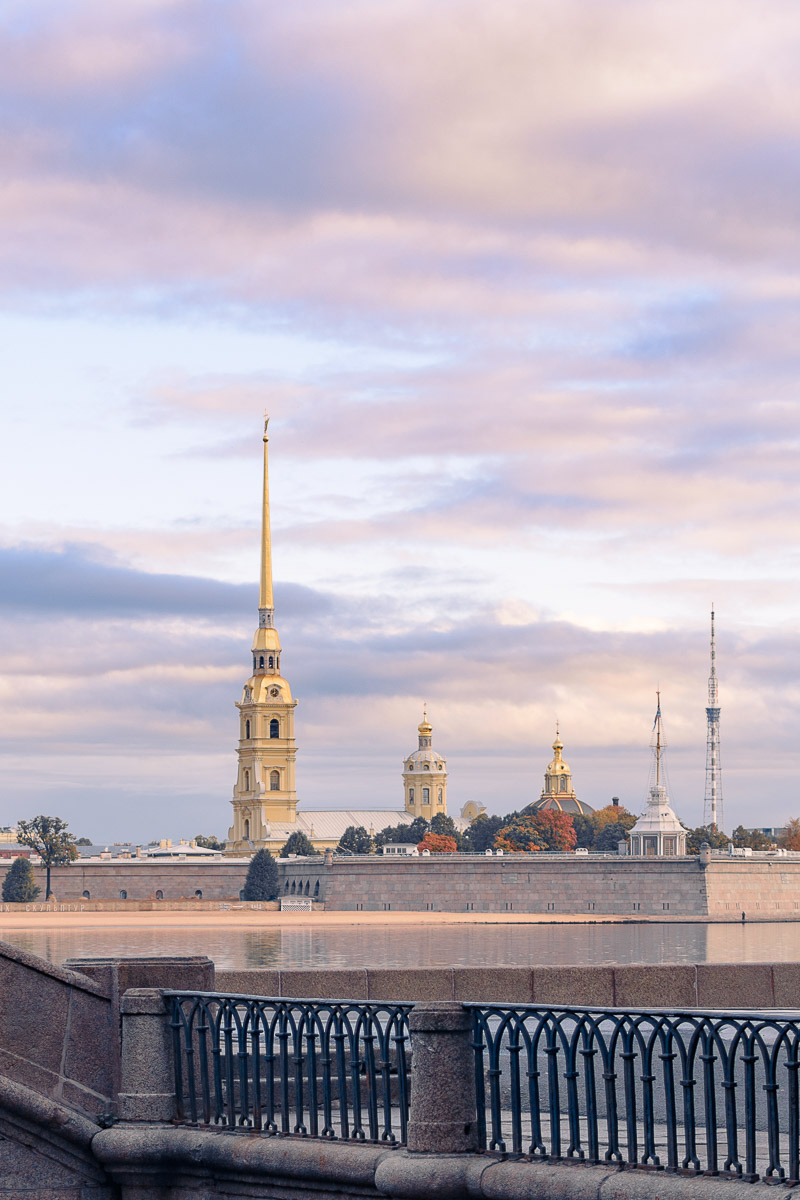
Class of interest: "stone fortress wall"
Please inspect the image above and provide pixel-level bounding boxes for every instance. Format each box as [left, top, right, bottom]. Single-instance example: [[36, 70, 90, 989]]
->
[[23, 852, 800, 916]]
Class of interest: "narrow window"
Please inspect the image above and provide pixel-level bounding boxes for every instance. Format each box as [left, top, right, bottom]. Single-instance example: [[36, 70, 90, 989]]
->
[[244, 770, 250, 791], [305, 881, 310, 895], [285, 880, 290, 891], [314, 880, 320, 897], [422, 787, 430, 804], [82, 890, 90, 900], [119, 890, 127, 900], [244, 818, 250, 839], [259, 656, 264, 668], [270, 718, 279, 738], [245, 720, 251, 739], [291, 881, 296, 894], [155, 890, 163, 901], [409, 787, 414, 802], [438, 788, 443, 803], [268, 655, 274, 668], [559, 775, 567, 792], [270, 769, 280, 791]]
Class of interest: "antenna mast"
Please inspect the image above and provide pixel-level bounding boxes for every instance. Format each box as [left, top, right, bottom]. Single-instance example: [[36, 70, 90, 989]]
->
[[703, 606, 724, 830]]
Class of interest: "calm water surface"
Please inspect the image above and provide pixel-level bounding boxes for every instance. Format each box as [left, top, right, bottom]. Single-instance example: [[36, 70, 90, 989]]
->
[[2, 921, 800, 970]]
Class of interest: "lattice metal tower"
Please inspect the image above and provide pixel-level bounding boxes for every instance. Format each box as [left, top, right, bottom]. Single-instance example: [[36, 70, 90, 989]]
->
[[703, 606, 724, 830]]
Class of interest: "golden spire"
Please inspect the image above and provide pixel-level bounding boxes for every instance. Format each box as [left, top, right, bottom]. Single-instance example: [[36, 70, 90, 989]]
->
[[259, 413, 274, 617]]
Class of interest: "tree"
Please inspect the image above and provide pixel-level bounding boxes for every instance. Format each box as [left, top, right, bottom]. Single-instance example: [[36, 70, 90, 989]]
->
[[731, 825, 773, 851], [429, 813, 464, 848], [336, 826, 373, 854], [194, 834, 226, 850], [494, 810, 577, 854], [16, 815, 78, 899], [418, 832, 458, 853], [241, 849, 279, 900], [571, 813, 596, 849], [781, 819, 800, 851], [280, 830, 319, 857], [374, 817, 430, 849], [2, 857, 40, 902], [75, 837, 92, 846], [594, 821, 631, 852], [685, 825, 730, 855], [592, 804, 637, 834], [462, 813, 505, 853]]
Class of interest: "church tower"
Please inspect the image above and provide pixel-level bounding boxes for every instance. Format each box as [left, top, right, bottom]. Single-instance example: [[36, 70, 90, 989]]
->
[[226, 418, 298, 854], [402, 709, 448, 819]]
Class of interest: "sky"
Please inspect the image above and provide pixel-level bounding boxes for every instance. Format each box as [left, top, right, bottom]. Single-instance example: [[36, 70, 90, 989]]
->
[[2, 0, 800, 843]]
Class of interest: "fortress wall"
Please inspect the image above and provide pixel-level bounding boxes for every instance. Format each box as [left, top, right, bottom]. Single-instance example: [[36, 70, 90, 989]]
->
[[703, 859, 800, 917], [280, 854, 712, 916], [31, 859, 249, 901]]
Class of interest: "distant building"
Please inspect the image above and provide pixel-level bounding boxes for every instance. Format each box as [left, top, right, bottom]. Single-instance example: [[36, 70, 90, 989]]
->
[[626, 695, 687, 857], [224, 420, 473, 855], [524, 728, 594, 817]]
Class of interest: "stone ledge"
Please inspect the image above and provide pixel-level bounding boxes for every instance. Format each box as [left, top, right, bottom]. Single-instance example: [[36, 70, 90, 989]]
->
[[0, 939, 111, 999]]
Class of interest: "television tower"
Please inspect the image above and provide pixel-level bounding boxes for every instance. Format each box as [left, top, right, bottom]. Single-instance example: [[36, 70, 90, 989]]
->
[[703, 606, 724, 830]]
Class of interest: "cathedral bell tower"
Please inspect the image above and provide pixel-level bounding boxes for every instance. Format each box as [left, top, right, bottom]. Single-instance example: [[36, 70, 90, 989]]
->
[[226, 418, 298, 854]]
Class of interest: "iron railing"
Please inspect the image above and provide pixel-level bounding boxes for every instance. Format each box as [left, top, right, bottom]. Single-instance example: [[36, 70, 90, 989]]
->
[[167, 992, 412, 1142], [469, 1003, 800, 1181]]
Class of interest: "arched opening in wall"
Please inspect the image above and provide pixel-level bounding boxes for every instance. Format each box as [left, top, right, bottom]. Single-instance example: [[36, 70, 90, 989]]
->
[[438, 788, 443, 804], [195, 889, 203, 899], [82, 890, 90, 900], [408, 788, 414, 804], [119, 890, 127, 900], [268, 655, 274, 668], [285, 880, 290, 891], [239, 890, 246, 900], [559, 776, 567, 793], [245, 720, 251, 739], [244, 770, 250, 791], [270, 718, 279, 738], [291, 881, 296, 894], [244, 818, 250, 839], [314, 880, 320, 898], [270, 770, 280, 791], [423, 788, 430, 804], [155, 890, 163, 900], [304, 881, 310, 895], [259, 656, 264, 668]]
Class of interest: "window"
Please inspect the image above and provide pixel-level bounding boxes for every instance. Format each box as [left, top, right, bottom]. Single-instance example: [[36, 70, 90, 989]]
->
[[305, 881, 310, 895], [408, 788, 414, 802], [285, 880, 290, 891], [559, 775, 567, 792], [82, 890, 90, 900], [270, 769, 280, 791], [244, 770, 250, 791], [270, 718, 279, 738], [314, 880, 320, 897], [244, 818, 250, 839], [268, 655, 274, 668], [424, 763, 430, 770], [663, 837, 676, 856], [119, 890, 127, 900], [195, 890, 203, 900], [422, 787, 430, 804], [259, 656, 264, 668], [155, 890, 163, 901], [245, 720, 251, 739], [408, 764, 414, 771], [437, 788, 443, 804], [291, 881, 296, 894]]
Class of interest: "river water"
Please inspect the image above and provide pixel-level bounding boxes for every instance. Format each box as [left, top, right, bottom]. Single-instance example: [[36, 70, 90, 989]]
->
[[3, 921, 800, 971]]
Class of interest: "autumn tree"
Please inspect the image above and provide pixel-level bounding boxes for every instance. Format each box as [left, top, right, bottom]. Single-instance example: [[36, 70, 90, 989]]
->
[[780, 819, 800, 851], [16, 815, 78, 900], [417, 832, 458, 854], [494, 810, 577, 853], [462, 814, 506, 853]]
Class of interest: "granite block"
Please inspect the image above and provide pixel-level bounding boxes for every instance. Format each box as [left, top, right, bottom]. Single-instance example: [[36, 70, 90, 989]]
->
[[61, 988, 115, 1100], [214, 968, 280, 997], [453, 967, 534, 1002], [366, 968, 454, 1001], [772, 963, 800, 1008], [695, 963, 774, 1008], [0, 959, 70, 1072], [612, 964, 697, 1008], [532, 966, 615, 1007], [279, 969, 368, 999]]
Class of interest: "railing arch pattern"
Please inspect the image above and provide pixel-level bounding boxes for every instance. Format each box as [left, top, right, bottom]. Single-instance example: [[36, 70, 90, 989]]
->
[[469, 1003, 800, 1182], [167, 992, 412, 1143]]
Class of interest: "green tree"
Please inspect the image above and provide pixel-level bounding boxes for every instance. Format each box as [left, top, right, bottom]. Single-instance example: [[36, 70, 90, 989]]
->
[[241, 849, 279, 900], [685, 825, 731, 855], [336, 825, 373, 854], [571, 813, 596, 849], [594, 821, 631, 852], [16, 815, 78, 900], [731, 825, 772, 850], [375, 817, 430, 849], [2, 857, 40, 902], [195, 834, 226, 850], [462, 813, 505, 853], [75, 837, 92, 846], [280, 830, 319, 857]]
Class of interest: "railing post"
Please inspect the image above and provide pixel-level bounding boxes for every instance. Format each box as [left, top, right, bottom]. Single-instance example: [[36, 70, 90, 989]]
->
[[407, 1001, 478, 1153], [118, 988, 175, 1122]]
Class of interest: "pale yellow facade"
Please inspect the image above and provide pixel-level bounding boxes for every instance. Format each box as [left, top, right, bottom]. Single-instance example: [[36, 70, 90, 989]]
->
[[402, 713, 448, 819]]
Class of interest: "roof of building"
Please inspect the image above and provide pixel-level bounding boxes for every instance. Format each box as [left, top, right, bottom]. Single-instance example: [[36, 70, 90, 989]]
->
[[524, 795, 595, 817]]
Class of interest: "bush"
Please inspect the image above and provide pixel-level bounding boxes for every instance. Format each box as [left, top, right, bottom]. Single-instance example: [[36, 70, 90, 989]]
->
[[241, 849, 279, 901], [417, 832, 458, 854], [2, 857, 40, 902]]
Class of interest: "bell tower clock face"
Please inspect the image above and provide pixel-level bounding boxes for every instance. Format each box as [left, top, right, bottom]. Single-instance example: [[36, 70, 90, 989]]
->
[[270, 687, 280, 698]]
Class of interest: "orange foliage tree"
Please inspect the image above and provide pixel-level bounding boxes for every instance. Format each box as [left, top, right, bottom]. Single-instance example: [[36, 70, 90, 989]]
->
[[494, 810, 577, 853], [417, 832, 458, 854], [781, 818, 800, 851]]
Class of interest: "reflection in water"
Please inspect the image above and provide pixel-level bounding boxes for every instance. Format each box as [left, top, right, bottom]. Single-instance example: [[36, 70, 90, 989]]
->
[[2, 921, 800, 971]]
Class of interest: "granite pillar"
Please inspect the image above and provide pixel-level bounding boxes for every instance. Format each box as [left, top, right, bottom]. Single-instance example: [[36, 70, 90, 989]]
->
[[406, 1001, 478, 1154]]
